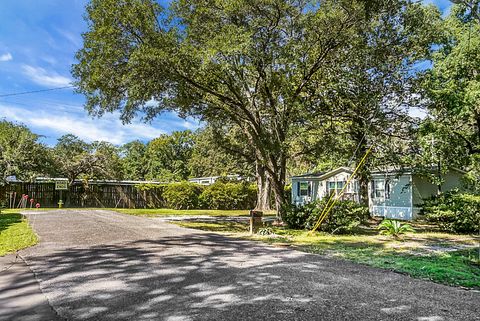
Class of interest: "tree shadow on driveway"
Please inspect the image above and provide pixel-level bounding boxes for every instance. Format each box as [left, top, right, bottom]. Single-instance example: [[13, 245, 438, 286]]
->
[[7, 232, 480, 321]]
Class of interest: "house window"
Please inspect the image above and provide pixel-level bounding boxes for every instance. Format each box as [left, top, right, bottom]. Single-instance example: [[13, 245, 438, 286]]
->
[[372, 179, 391, 199], [327, 181, 346, 194], [299, 182, 310, 196]]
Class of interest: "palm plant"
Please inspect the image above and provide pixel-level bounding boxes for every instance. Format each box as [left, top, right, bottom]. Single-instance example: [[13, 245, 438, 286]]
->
[[378, 219, 415, 238]]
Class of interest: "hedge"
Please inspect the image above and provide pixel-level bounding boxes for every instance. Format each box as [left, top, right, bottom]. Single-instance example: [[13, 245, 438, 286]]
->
[[199, 182, 256, 210], [421, 192, 480, 234], [135, 180, 257, 210]]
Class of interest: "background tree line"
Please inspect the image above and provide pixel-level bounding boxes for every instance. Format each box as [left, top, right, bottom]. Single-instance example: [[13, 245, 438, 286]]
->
[[0, 121, 254, 185]]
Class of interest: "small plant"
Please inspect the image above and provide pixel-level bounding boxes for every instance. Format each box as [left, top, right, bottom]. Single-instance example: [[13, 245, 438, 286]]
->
[[378, 219, 415, 238], [257, 227, 274, 236]]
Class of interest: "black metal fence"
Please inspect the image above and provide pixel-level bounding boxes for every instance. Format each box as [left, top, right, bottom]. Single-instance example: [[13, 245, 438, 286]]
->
[[1, 181, 165, 209]]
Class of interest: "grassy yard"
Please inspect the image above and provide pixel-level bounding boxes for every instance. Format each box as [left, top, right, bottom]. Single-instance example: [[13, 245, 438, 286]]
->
[[172, 220, 480, 289], [0, 210, 37, 256]]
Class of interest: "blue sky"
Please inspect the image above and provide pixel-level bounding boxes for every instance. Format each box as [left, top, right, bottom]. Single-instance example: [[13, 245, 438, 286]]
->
[[0, 0, 451, 146]]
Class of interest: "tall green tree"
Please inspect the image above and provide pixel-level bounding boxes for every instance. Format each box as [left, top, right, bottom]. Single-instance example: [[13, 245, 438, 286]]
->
[[423, 1, 480, 184], [283, 2, 440, 205], [144, 130, 195, 181], [0, 120, 49, 184], [121, 140, 148, 180], [188, 127, 253, 178], [52, 135, 122, 184], [73, 0, 383, 215]]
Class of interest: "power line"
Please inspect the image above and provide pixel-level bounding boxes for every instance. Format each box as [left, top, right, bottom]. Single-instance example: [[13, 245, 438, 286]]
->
[[0, 85, 75, 98]]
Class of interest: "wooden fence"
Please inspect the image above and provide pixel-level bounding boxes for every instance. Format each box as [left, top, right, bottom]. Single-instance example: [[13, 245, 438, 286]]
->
[[1, 181, 166, 209]]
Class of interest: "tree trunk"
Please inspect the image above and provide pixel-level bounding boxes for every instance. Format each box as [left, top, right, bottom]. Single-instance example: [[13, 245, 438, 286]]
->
[[255, 161, 271, 211], [271, 176, 286, 219], [269, 154, 287, 219], [358, 170, 369, 206], [355, 141, 371, 207]]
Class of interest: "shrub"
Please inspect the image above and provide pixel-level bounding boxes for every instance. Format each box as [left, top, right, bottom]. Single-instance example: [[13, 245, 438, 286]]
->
[[163, 182, 204, 210], [283, 201, 320, 229], [284, 199, 369, 234], [378, 219, 415, 238], [199, 181, 256, 210], [421, 192, 480, 233]]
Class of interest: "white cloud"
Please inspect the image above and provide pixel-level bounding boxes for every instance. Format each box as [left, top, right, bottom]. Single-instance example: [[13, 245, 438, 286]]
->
[[0, 103, 166, 145], [21, 65, 71, 87], [0, 52, 12, 62], [55, 28, 82, 48]]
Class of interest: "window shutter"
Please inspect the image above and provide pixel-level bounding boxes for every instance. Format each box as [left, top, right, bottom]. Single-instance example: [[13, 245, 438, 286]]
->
[[297, 182, 300, 196], [385, 179, 391, 199], [370, 180, 375, 198]]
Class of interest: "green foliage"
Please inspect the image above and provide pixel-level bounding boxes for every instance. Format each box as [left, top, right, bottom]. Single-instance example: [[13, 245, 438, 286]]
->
[[422, 192, 480, 233], [378, 219, 415, 238], [284, 199, 369, 234], [74, 0, 440, 214], [144, 131, 195, 182], [163, 182, 203, 210], [199, 181, 256, 210], [52, 134, 123, 183], [283, 201, 319, 230], [188, 126, 254, 178], [121, 140, 147, 180], [0, 120, 50, 185], [421, 2, 480, 182]]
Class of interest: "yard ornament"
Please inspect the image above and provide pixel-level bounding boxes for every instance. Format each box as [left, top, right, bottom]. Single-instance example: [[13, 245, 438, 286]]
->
[[36, 203, 40, 209]]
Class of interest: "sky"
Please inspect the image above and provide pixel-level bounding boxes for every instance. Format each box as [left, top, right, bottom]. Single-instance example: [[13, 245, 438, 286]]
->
[[0, 0, 452, 146]]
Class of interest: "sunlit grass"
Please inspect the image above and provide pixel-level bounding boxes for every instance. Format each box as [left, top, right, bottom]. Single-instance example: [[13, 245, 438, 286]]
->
[[0, 210, 38, 256], [174, 220, 480, 288]]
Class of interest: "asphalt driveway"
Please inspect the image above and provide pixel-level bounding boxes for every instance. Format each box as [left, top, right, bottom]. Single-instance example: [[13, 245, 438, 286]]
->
[[1, 210, 479, 321]]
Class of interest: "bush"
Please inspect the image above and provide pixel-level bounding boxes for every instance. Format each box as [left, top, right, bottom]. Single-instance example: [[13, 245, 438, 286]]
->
[[163, 182, 204, 210], [199, 182, 256, 210], [284, 199, 369, 234], [283, 201, 320, 229], [421, 192, 480, 233]]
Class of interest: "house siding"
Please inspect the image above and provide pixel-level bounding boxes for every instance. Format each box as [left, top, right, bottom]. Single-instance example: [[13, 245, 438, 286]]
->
[[411, 171, 464, 216], [369, 173, 413, 220], [291, 170, 358, 206]]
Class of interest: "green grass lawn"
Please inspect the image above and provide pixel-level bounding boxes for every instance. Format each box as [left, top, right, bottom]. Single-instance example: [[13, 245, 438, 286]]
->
[[0, 210, 38, 256], [172, 220, 480, 289]]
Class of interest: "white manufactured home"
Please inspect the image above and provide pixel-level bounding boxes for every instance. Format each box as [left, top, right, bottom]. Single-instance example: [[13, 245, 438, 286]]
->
[[369, 168, 464, 220], [291, 167, 464, 220], [291, 167, 360, 206]]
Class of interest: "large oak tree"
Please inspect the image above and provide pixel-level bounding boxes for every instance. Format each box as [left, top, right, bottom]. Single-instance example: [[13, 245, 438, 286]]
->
[[73, 0, 437, 215]]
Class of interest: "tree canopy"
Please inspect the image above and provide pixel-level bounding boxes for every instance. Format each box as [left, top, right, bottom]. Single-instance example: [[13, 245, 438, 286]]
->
[[0, 120, 49, 184], [73, 0, 444, 214]]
